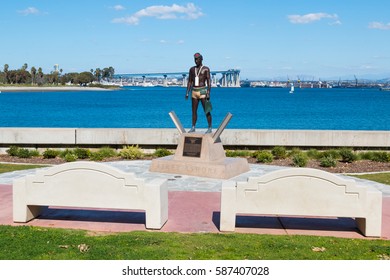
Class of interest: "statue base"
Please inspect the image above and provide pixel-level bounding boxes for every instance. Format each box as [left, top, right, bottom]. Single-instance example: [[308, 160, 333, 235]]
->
[[149, 133, 249, 179]]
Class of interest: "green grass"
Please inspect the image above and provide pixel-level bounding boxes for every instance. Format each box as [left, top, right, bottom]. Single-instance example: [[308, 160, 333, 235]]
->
[[1, 164, 389, 260], [0, 225, 389, 260], [0, 163, 46, 174], [352, 172, 390, 186]]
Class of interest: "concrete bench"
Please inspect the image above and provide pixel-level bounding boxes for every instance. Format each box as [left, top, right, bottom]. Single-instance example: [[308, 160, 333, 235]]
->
[[220, 168, 382, 237], [13, 161, 168, 229]]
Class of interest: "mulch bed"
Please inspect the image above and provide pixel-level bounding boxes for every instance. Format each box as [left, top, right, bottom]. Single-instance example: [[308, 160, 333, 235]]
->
[[1, 154, 390, 174]]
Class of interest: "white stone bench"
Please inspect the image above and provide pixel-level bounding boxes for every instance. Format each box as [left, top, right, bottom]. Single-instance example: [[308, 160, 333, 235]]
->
[[220, 168, 382, 237], [13, 161, 168, 229]]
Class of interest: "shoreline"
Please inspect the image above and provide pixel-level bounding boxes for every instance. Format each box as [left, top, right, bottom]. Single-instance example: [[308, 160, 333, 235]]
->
[[0, 86, 112, 92]]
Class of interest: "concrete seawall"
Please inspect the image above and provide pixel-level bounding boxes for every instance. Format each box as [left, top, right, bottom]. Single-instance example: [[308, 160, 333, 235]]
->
[[1, 128, 389, 149]]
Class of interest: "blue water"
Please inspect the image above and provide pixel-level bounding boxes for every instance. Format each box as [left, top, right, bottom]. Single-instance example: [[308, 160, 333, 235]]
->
[[0, 87, 389, 130]]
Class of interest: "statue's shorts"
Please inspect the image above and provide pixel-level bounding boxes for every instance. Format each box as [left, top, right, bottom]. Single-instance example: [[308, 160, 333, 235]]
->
[[192, 87, 207, 99]]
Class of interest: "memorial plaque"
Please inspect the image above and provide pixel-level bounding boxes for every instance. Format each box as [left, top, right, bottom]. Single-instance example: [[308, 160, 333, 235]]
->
[[183, 136, 202, 157]]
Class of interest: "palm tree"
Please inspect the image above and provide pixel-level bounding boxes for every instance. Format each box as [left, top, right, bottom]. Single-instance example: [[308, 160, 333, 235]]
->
[[94, 68, 102, 82], [4, 64, 9, 84], [30, 67, 37, 85]]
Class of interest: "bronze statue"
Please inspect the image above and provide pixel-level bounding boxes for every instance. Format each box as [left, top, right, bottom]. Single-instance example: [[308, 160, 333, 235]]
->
[[185, 52, 212, 133]]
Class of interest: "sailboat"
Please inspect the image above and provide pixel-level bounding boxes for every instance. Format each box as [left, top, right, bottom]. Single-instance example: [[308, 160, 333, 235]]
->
[[289, 83, 294, 93]]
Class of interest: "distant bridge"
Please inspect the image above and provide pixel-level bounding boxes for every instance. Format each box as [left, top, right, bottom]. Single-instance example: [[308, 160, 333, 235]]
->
[[113, 69, 240, 87]]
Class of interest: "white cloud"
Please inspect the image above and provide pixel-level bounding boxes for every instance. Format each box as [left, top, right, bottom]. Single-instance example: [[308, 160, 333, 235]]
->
[[113, 5, 126, 11], [112, 3, 203, 25], [18, 7, 40, 16], [369, 22, 390, 30], [288, 13, 339, 24]]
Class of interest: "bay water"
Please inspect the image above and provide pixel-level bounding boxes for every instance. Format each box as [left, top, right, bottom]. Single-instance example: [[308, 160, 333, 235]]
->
[[0, 86, 389, 130]]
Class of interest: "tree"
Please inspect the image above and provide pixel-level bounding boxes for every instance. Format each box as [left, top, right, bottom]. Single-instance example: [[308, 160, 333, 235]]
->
[[36, 67, 45, 85], [8, 69, 31, 84], [102, 66, 115, 80], [30, 67, 37, 85], [4, 64, 9, 83], [75, 71, 95, 86], [94, 68, 102, 82]]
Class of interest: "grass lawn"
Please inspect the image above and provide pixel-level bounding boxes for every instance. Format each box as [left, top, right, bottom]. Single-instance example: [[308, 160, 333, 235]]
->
[[1, 164, 389, 260], [352, 173, 390, 186], [1, 225, 390, 260], [0, 163, 47, 174]]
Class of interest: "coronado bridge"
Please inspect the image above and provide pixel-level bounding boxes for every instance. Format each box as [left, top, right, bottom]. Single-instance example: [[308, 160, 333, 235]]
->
[[113, 69, 240, 87]]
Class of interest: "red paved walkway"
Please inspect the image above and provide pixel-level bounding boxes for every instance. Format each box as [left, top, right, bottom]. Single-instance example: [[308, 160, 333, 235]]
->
[[1, 184, 389, 239]]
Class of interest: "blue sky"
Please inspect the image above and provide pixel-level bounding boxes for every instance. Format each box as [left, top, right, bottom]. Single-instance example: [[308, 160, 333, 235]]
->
[[1, 0, 390, 80]]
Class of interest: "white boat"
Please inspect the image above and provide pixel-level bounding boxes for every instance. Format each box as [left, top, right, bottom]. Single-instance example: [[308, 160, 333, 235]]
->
[[289, 83, 294, 93]]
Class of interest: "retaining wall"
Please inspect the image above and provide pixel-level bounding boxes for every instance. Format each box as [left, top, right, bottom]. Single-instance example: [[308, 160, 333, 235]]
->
[[1, 128, 389, 149]]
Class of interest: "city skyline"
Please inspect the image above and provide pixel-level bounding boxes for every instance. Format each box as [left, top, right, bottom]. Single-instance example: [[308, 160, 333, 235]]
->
[[1, 0, 390, 80]]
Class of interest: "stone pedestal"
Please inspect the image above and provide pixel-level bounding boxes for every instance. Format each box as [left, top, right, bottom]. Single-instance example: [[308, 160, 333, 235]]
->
[[150, 133, 249, 179]]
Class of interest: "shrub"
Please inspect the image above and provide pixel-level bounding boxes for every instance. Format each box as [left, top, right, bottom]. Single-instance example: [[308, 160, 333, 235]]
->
[[320, 156, 337, 167], [225, 150, 252, 157], [60, 149, 75, 159], [154, 148, 172, 157], [360, 151, 374, 160], [64, 153, 77, 162], [288, 148, 302, 157], [89, 152, 105, 161], [17, 148, 34, 158], [43, 149, 61, 159], [120, 145, 143, 160], [7, 147, 40, 158], [73, 148, 91, 159], [339, 148, 357, 163], [97, 147, 117, 158], [6, 146, 20, 157], [90, 147, 117, 161], [292, 152, 308, 167], [306, 149, 321, 159], [272, 146, 287, 159], [28, 149, 40, 157], [371, 152, 390, 163], [255, 150, 274, 163], [320, 149, 340, 160]]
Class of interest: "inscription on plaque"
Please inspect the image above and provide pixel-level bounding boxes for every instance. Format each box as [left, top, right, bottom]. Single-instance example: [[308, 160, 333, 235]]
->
[[183, 136, 202, 157]]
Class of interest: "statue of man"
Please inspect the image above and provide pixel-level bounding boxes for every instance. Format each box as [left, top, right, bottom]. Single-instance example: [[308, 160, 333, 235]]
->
[[185, 52, 212, 133]]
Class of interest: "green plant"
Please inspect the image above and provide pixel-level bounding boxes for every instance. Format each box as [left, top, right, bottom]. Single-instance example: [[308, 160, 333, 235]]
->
[[320, 156, 337, 167], [120, 145, 143, 160], [288, 148, 302, 157], [320, 149, 340, 160], [43, 149, 61, 159], [360, 151, 375, 160], [6, 146, 20, 157], [64, 153, 78, 162], [73, 148, 91, 159], [90, 147, 117, 161], [16, 148, 34, 158], [6, 146, 39, 158], [292, 152, 308, 167], [154, 148, 172, 157], [225, 150, 252, 157], [29, 149, 40, 157], [306, 149, 321, 159], [60, 149, 75, 159], [371, 152, 390, 163], [255, 150, 274, 163], [271, 146, 287, 159], [339, 148, 357, 163]]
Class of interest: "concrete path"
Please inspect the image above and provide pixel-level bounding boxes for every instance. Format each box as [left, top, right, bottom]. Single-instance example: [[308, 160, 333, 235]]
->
[[1, 161, 389, 239]]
